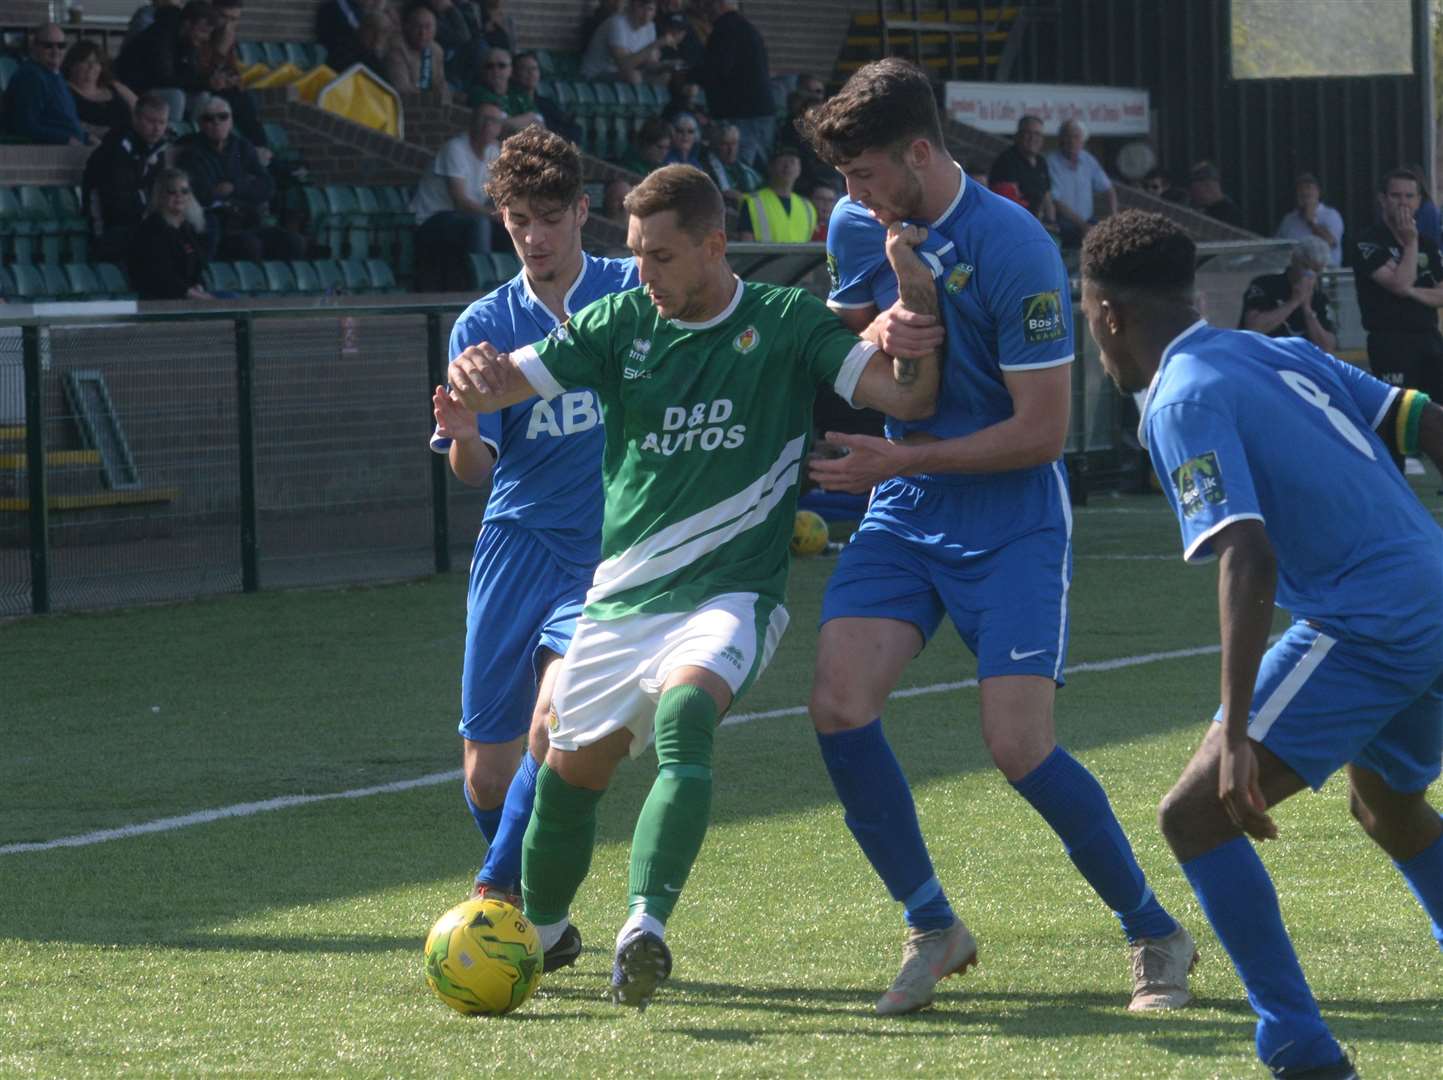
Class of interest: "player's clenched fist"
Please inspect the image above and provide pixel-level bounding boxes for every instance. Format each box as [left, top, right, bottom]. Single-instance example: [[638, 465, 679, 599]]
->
[[448, 343, 508, 412]]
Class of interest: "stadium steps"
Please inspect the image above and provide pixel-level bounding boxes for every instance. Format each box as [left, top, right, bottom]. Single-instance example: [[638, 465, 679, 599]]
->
[[0, 488, 179, 513]]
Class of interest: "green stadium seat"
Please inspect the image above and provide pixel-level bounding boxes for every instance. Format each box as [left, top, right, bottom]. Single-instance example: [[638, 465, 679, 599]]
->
[[10, 263, 43, 300], [550, 51, 582, 78], [283, 42, 311, 69], [94, 262, 134, 299], [202, 261, 238, 294], [612, 81, 639, 118], [313, 258, 345, 294], [49, 186, 87, 262], [340, 258, 371, 292], [0, 266, 12, 295], [533, 49, 556, 76], [634, 82, 660, 116], [260, 42, 286, 67], [547, 79, 575, 111], [39, 263, 71, 299], [290, 260, 321, 294], [236, 41, 265, 66], [570, 81, 597, 119], [0, 187, 21, 263], [468, 253, 498, 292], [364, 259, 398, 293], [16, 186, 58, 264], [490, 252, 521, 281], [0, 55, 17, 92], [233, 260, 269, 295], [261, 260, 298, 293], [311, 43, 328, 68], [63, 263, 103, 298], [263, 122, 301, 165], [592, 81, 619, 118], [322, 184, 364, 259], [170, 120, 195, 139]]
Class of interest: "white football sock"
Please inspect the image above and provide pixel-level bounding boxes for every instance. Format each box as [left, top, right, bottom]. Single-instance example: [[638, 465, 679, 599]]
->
[[616, 912, 665, 950], [535, 918, 570, 951]]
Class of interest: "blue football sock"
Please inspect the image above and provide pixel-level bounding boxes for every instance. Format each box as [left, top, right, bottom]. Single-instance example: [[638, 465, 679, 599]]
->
[[462, 777, 503, 845], [1182, 838, 1341, 1073], [475, 751, 541, 893], [1010, 746, 1176, 942], [817, 718, 956, 931], [1393, 816, 1443, 952]]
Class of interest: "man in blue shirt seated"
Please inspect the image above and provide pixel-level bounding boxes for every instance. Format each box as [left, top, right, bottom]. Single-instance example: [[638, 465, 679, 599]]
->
[[1, 23, 89, 146], [1080, 208, 1443, 1080]]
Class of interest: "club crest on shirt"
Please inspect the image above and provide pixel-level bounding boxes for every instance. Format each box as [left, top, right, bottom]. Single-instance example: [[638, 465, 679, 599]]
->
[[945, 262, 974, 294], [1022, 290, 1065, 343], [733, 326, 760, 354], [1171, 451, 1227, 519]]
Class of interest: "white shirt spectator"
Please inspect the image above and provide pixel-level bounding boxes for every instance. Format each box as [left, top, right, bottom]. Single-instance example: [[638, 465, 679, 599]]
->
[[581, 12, 656, 80], [1046, 148, 1112, 223], [411, 133, 499, 223], [1276, 204, 1345, 267]]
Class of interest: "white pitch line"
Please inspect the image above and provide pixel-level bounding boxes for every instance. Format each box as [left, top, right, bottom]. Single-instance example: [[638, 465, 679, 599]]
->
[[1, 640, 1226, 858]]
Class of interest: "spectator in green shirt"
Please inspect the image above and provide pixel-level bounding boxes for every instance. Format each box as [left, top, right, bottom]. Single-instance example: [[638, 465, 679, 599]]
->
[[467, 47, 543, 134]]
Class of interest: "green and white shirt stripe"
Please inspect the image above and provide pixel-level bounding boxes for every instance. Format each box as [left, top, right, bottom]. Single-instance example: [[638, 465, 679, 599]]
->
[[513, 277, 874, 619]]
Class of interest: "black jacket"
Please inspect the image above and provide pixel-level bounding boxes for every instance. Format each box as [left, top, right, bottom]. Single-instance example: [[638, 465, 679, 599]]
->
[[697, 11, 772, 120], [116, 9, 207, 94], [175, 131, 275, 227], [82, 124, 171, 234], [128, 214, 207, 300]]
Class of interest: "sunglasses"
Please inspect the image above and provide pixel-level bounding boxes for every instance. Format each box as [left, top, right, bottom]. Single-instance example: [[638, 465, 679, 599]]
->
[[38, 41, 65, 50], [674, 128, 697, 135], [484, 61, 511, 69], [201, 113, 231, 122], [167, 187, 192, 196]]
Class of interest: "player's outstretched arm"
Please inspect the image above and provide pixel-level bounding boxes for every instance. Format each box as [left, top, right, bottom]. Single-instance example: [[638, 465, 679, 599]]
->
[[1211, 519, 1280, 842], [432, 384, 496, 486], [850, 224, 941, 421], [448, 342, 538, 414], [1409, 398, 1443, 473]]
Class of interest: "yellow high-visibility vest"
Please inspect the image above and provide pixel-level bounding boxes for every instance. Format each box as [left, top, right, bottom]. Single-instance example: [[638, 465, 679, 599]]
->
[[742, 187, 817, 243]]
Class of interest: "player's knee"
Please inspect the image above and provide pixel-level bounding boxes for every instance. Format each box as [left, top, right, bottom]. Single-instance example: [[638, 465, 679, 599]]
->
[[982, 723, 1051, 781], [1156, 781, 1209, 849], [465, 767, 510, 810], [808, 684, 870, 733]]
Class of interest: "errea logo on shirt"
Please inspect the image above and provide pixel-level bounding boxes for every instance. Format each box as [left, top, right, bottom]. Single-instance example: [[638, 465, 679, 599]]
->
[[1170, 450, 1227, 519], [1022, 291, 1065, 343]]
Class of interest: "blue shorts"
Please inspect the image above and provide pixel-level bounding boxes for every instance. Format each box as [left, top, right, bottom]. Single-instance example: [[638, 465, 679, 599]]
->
[[820, 464, 1073, 683], [1220, 621, 1443, 793], [460, 522, 593, 744]]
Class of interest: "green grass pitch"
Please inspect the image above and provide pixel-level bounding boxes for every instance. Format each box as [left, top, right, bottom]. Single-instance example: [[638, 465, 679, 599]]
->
[[3, 489, 1441, 1078]]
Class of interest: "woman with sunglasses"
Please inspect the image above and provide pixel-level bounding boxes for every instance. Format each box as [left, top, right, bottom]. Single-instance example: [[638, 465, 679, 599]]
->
[[128, 167, 215, 301]]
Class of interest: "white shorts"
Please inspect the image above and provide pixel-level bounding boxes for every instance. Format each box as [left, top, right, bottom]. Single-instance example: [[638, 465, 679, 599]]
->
[[548, 592, 789, 758]]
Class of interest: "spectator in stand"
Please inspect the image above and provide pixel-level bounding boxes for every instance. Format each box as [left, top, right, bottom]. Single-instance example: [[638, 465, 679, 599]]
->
[[1352, 168, 1443, 449], [115, 0, 216, 125], [1187, 160, 1243, 228], [581, 0, 682, 85], [410, 102, 504, 291], [616, 115, 671, 175], [353, 13, 394, 74], [83, 92, 172, 260], [778, 89, 841, 196], [1141, 166, 1186, 203], [316, 0, 393, 71], [177, 94, 302, 261], [702, 121, 760, 207], [1046, 118, 1115, 246], [807, 181, 837, 241], [989, 114, 1054, 224], [385, 1, 448, 98], [737, 145, 815, 243], [198, 0, 271, 162], [469, 48, 543, 133], [508, 51, 583, 145], [1239, 236, 1337, 352], [1274, 172, 1343, 267], [601, 176, 632, 219], [479, 0, 517, 53], [697, 0, 772, 171], [661, 69, 709, 129], [125, 0, 179, 48], [128, 167, 213, 301], [63, 40, 137, 134], [428, 0, 487, 92], [579, 0, 622, 52], [795, 72, 826, 106], [663, 112, 704, 167], [1, 24, 90, 146], [656, 4, 703, 72]]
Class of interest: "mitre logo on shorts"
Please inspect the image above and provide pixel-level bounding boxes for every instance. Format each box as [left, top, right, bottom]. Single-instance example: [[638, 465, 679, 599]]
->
[[637, 398, 746, 456], [1022, 291, 1065, 343], [1171, 450, 1226, 520], [733, 326, 760, 354]]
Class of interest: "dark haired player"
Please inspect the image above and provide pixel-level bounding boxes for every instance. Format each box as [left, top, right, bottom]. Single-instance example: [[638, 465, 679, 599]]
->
[[797, 57, 1193, 1016], [430, 127, 637, 973], [1081, 209, 1443, 1079]]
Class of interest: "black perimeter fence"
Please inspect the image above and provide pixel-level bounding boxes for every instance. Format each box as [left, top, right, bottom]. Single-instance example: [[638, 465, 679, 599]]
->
[[4, 241, 1299, 617]]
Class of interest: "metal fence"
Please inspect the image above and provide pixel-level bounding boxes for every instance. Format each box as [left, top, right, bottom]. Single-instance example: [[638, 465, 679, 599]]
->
[[1, 302, 482, 616]]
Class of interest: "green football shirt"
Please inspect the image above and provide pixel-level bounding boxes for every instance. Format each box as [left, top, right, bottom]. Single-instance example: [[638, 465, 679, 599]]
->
[[512, 277, 875, 619]]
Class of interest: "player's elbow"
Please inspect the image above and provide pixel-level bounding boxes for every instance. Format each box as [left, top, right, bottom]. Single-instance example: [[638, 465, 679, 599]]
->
[[891, 393, 937, 422]]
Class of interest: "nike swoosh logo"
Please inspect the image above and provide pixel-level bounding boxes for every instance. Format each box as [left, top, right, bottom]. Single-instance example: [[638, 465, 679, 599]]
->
[[1009, 647, 1046, 661], [662, 883, 682, 893]]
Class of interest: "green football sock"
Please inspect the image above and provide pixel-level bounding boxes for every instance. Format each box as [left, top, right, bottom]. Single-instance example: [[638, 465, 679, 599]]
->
[[521, 763, 604, 927], [627, 684, 719, 924]]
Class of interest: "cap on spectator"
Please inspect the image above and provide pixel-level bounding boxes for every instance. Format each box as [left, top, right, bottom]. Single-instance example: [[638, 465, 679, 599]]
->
[[1188, 161, 1220, 183]]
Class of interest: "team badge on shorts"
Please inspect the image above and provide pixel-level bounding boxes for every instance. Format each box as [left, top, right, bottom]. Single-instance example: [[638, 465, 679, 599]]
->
[[1171, 450, 1227, 518], [1022, 291, 1065, 343], [733, 326, 760, 354], [547, 705, 559, 731], [945, 262, 974, 294]]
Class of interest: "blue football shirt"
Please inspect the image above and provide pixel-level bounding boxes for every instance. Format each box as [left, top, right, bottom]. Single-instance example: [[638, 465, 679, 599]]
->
[[827, 167, 1073, 473], [431, 253, 639, 569], [1142, 321, 1443, 643]]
